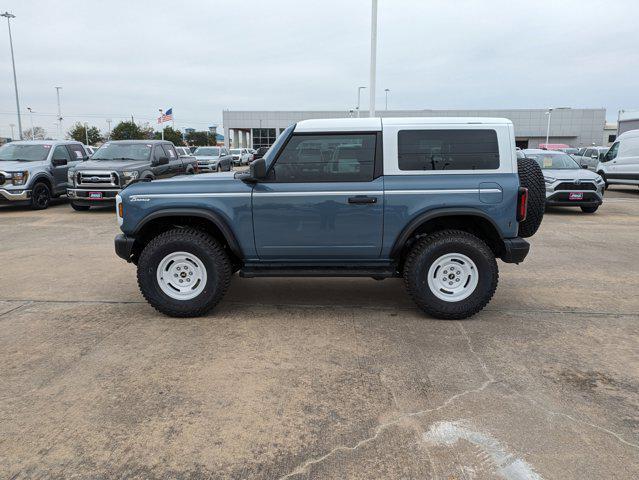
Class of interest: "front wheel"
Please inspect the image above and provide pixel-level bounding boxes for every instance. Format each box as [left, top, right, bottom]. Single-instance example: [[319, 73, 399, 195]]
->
[[31, 182, 51, 210], [137, 228, 232, 317], [581, 205, 599, 213], [403, 230, 498, 320], [597, 172, 609, 190]]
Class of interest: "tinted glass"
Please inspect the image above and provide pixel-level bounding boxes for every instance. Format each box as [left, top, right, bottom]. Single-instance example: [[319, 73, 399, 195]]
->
[[52, 145, 71, 161], [0, 143, 51, 162], [162, 144, 177, 159], [93, 143, 152, 161], [194, 147, 220, 156], [398, 129, 499, 171], [603, 142, 619, 162], [66, 144, 86, 160], [272, 134, 376, 182]]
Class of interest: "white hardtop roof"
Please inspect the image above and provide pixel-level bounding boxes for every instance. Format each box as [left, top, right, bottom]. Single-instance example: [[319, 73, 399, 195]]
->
[[294, 117, 512, 132]]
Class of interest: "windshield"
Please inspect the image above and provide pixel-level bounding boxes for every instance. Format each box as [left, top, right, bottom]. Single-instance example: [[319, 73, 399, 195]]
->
[[230, 149, 241, 154], [194, 147, 220, 156], [528, 153, 580, 170], [0, 143, 51, 162], [263, 124, 295, 168], [92, 143, 152, 161]]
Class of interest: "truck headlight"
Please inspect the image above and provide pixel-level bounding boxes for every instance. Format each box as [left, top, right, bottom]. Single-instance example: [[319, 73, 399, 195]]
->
[[67, 171, 75, 185], [122, 171, 139, 184], [10, 171, 28, 186], [595, 175, 605, 184]]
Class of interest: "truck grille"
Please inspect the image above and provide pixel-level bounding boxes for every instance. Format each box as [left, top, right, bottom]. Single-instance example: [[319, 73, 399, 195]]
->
[[555, 182, 597, 191], [77, 171, 120, 188]]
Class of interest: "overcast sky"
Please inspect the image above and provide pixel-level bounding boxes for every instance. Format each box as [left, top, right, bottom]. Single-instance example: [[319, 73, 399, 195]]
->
[[1, 0, 637, 139]]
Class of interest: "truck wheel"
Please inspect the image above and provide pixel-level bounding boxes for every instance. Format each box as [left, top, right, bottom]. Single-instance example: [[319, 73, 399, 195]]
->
[[31, 182, 51, 210], [581, 205, 599, 213], [137, 228, 231, 317], [71, 202, 90, 211], [403, 230, 498, 320], [517, 157, 545, 238]]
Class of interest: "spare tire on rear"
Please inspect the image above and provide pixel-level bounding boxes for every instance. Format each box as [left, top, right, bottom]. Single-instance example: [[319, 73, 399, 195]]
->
[[517, 157, 545, 238]]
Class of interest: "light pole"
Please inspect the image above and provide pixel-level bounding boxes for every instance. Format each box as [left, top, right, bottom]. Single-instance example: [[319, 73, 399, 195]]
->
[[384, 88, 390, 110], [55, 87, 63, 139], [2, 11, 23, 139], [356, 86, 366, 117], [106, 119, 112, 141], [545, 108, 554, 147], [9, 123, 15, 140], [27, 107, 34, 140], [84, 122, 89, 145], [369, 0, 378, 117]]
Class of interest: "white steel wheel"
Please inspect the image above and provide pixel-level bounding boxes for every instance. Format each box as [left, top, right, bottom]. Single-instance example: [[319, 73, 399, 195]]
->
[[156, 251, 207, 300], [427, 253, 479, 302]]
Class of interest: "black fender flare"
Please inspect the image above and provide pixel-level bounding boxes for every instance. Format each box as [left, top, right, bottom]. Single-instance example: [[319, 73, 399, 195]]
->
[[389, 207, 505, 258], [30, 173, 55, 191], [133, 208, 243, 259]]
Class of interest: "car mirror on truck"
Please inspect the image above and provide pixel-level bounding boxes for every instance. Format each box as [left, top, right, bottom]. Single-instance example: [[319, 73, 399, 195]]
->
[[250, 158, 267, 179]]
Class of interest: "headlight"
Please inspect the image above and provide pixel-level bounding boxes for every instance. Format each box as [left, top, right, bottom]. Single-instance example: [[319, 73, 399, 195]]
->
[[67, 170, 75, 184], [595, 176, 605, 184], [9, 171, 28, 186], [122, 171, 139, 184], [544, 176, 556, 184]]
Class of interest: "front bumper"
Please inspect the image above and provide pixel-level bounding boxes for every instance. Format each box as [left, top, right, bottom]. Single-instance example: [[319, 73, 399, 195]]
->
[[545, 191, 603, 207], [0, 188, 31, 202], [501, 237, 530, 264], [115, 234, 136, 262], [68, 188, 120, 204]]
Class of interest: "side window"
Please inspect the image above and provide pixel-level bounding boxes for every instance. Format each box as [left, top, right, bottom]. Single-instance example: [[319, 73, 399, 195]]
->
[[66, 144, 86, 160], [603, 142, 619, 162], [162, 144, 177, 159], [398, 129, 499, 171], [583, 148, 592, 158], [272, 134, 376, 183], [154, 145, 166, 161], [52, 145, 71, 162]]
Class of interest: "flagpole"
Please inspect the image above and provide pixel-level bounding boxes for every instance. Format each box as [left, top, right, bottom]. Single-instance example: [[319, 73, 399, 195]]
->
[[159, 108, 164, 140]]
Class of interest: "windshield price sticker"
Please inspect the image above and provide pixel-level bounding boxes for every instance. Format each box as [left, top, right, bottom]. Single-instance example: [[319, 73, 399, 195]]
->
[[543, 158, 553, 168]]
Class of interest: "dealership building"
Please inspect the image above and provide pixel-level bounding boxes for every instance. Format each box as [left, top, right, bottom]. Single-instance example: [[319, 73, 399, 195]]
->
[[223, 108, 606, 150]]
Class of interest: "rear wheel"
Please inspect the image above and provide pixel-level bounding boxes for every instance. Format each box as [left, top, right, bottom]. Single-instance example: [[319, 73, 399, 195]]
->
[[71, 202, 90, 211], [581, 205, 599, 213], [137, 228, 232, 317], [403, 230, 498, 320], [216, 164, 222, 173], [517, 157, 545, 238], [31, 182, 51, 210]]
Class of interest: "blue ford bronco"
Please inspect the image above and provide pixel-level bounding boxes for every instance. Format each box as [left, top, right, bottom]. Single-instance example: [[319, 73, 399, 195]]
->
[[114, 118, 545, 319]]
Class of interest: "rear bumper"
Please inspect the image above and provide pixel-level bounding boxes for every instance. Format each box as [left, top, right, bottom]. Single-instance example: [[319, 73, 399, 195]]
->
[[115, 234, 136, 262], [501, 237, 530, 264]]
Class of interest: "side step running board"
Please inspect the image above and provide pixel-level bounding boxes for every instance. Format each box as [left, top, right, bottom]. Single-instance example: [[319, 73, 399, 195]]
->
[[239, 265, 397, 278]]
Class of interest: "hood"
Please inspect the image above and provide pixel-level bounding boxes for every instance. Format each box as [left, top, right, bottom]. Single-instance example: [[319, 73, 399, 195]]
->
[[542, 168, 600, 181], [122, 171, 248, 197], [154, 171, 236, 183], [194, 155, 220, 161], [0, 160, 46, 171], [73, 159, 149, 171]]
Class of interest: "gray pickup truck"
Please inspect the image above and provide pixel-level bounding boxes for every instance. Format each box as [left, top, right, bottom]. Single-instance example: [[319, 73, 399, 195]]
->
[[0, 140, 88, 210], [114, 117, 545, 320], [67, 140, 197, 211]]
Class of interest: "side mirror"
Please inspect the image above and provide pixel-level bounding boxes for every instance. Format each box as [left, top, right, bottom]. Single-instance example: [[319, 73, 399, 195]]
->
[[581, 164, 589, 169], [250, 158, 267, 179], [52, 158, 67, 167], [152, 156, 169, 166]]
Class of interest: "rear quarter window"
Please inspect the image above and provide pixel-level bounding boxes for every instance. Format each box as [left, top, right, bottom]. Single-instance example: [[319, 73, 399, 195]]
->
[[398, 129, 499, 171]]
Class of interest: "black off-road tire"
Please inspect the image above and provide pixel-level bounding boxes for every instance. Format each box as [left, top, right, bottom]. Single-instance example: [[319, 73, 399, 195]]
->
[[31, 182, 51, 210], [597, 171, 609, 190], [403, 230, 499, 320], [581, 205, 599, 213], [71, 202, 90, 211], [137, 228, 232, 317], [517, 157, 545, 238]]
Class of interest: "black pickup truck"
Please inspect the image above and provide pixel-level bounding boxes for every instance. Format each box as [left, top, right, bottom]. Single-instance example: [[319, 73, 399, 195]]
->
[[67, 140, 198, 211]]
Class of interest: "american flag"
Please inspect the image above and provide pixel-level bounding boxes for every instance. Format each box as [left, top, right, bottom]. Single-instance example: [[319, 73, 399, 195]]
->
[[157, 108, 173, 124]]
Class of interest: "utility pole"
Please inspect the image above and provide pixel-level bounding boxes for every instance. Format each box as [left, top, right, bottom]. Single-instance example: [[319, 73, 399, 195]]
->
[[357, 86, 366, 118], [106, 119, 112, 140], [55, 86, 63, 139], [369, 0, 378, 117], [2, 12, 23, 139], [27, 107, 34, 139], [84, 122, 89, 145]]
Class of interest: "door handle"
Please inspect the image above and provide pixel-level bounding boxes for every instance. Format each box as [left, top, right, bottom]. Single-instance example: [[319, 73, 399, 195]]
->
[[348, 195, 377, 204]]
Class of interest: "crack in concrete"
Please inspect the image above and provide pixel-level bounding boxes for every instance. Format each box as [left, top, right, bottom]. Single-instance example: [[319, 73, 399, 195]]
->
[[277, 323, 496, 480], [0, 301, 31, 319]]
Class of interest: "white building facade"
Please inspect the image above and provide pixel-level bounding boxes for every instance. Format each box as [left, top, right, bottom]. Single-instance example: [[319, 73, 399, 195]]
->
[[223, 108, 607, 150]]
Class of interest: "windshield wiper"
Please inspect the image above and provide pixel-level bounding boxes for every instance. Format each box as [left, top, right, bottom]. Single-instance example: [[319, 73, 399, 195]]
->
[[101, 157, 138, 161]]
